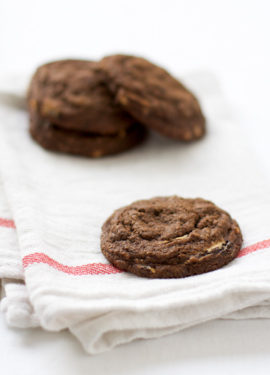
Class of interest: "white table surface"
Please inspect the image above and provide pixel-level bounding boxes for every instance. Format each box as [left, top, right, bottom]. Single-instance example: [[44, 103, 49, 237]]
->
[[1, 0, 270, 373]]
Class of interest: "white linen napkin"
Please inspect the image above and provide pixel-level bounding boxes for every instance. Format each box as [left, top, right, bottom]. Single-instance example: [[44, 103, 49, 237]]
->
[[0, 71, 270, 354]]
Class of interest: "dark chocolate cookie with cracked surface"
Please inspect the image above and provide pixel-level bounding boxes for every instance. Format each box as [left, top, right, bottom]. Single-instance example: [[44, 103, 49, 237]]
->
[[27, 59, 137, 135], [100, 55, 206, 141], [101, 196, 242, 278], [29, 109, 147, 158]]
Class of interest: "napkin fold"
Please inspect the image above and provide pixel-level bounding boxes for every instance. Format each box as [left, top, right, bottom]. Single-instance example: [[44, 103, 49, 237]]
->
[[0, 71, 270, 354]]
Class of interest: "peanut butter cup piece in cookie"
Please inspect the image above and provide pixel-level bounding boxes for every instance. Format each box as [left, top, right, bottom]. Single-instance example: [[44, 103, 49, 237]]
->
[[100, 55, 206, 141], [27, 59, 137, 135], [101, 196, 242, 278]]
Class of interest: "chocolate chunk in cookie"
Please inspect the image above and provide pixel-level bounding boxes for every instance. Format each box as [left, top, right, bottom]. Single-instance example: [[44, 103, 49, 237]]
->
[[101, 196, 242, 278], [100, 55, 206, 141], [27, 59, 137, 135], [29, 109, 147, 158]]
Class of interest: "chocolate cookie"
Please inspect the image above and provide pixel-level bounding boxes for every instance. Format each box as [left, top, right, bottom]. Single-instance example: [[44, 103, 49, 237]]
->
[[101, 196, 242, 278], [100, 55, 206, 141], [29, 109, 146, 158], [27, 59, 137, 135]]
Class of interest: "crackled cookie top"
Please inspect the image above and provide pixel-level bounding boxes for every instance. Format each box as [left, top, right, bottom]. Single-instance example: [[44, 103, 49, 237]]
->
[[27, 59, 137, 135], [100, 55, 206, 141], [101, 196, 242, 278]]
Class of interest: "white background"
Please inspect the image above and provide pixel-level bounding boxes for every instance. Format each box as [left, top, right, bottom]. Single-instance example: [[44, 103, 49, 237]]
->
[[0, 0, 270, 373]]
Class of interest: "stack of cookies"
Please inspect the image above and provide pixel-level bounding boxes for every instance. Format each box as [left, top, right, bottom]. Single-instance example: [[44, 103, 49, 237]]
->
[[27, 55, 206, 157]]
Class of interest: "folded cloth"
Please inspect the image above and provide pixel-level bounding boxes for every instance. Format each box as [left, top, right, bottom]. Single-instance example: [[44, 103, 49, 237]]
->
[[0, 71, 270, 354], [0, 180, 23, 281]]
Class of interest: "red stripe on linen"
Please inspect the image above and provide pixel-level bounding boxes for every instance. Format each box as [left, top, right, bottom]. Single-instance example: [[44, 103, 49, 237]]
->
[[22, 252, 122, 275], [22, 239, 270, 275], [237, 239, 270, 257], [0, 218, 15, 228]]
